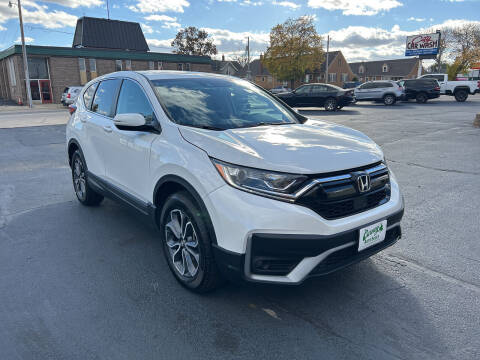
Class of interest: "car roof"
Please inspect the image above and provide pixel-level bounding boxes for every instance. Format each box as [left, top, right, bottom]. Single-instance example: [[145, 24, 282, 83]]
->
[[138, 70, 240, 81]]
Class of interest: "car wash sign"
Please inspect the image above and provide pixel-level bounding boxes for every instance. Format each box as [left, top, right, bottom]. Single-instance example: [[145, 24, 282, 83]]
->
[[405, 33, 440, 56]]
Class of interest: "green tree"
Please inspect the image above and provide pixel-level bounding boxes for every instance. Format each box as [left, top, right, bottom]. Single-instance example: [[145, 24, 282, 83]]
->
[[171, 27, 217, 56], [262, 16, 324, 88]]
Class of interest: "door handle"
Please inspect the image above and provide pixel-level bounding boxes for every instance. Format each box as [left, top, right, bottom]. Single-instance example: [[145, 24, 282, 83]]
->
[[103, 125, 113, 133]]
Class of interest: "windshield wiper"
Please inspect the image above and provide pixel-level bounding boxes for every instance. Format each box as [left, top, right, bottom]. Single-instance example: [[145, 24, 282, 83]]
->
[[239, 122, 292, 128], [195, 125, 226, 131]]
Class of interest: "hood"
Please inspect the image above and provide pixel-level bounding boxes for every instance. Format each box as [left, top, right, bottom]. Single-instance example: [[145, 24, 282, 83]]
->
[[179, 120, 383, 174]]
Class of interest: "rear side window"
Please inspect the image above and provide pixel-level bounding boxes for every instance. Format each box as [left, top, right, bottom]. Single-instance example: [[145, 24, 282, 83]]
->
[[91, 79, 122, 117], [360, 83, 374, 89], [116, 79, 155, 122], [377, 82, 393, 88], [83, 83, 98, 110]]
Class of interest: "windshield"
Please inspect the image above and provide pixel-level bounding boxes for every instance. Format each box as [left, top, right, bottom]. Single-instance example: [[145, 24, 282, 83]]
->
[[151, 77, 298, 130]]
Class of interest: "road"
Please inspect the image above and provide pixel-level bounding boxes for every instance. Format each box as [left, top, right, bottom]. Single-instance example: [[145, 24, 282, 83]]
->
[[1, 97, 479, 359]]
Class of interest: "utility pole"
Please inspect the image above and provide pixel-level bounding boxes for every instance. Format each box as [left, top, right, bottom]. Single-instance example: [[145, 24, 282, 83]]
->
[[9, 0, 32, 107], [246, 36, 251, 81], [325, 35, 330, 84], [106, 0, 110, 19]]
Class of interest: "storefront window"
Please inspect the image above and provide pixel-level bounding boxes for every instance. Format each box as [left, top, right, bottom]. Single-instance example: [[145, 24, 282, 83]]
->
[[28, 57, 49, 79]]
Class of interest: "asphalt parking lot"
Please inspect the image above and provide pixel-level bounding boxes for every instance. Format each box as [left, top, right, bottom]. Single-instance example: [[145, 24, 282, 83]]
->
[[1, 97, 479, 359]]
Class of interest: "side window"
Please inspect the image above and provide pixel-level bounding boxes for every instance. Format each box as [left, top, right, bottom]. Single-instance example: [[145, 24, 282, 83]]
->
[[116, 79, 155, 122], [360, 83, 372, 89], [83, 82, 98, 110], [383, 82, 394, 88], [312, 85, 328, 92], [295, 86, 310, 94], [434, 75, 444, 82], [91, 79, 122, 117]]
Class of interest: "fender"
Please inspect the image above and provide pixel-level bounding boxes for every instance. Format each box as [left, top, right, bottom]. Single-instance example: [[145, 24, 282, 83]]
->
[[153, 175, 218, 245], [67, 138, 83, 167]]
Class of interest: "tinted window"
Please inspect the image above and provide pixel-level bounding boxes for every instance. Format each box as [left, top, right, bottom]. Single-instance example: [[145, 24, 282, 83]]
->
[[376, 82, 393, 88], [360, 83, 373, 89], [311, 85, 328, 92], [83, 83, 98, 110], [295, 86, 310, 94], [151, 77, 298, 130], [91, 79, 121, 117], [116, 79, 155, 122]]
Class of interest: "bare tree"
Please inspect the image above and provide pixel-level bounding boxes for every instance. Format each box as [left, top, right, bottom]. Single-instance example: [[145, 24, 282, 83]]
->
[[232, 51, 249, 67], [171, 27, 217, 56]]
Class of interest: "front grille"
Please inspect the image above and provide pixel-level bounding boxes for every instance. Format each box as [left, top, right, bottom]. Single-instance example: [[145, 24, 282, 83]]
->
[[296, 163, 390, 220]]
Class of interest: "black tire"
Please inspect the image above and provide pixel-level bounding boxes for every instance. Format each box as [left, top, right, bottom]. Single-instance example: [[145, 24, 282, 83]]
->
[[71, 150, 104, 206], [415, 92, 428, 104], [337, 105, 344, 110], [324, 98, 337, 111], [383, 94, 396, 105], [159, 191, 224, 293], [454, 89, 468, 102]]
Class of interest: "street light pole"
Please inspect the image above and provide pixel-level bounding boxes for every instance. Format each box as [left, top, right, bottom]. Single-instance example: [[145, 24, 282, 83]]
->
[[10, 0, 33, 107]]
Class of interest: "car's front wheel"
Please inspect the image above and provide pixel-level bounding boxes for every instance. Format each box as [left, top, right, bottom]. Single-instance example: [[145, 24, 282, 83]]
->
[[71, 150, 104, 206], [383, 94, 396, 105], [159, 192, 224, 293]]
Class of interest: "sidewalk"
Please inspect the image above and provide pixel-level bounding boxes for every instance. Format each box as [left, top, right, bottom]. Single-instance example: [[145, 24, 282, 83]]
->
[[0, 103, 67, 113]]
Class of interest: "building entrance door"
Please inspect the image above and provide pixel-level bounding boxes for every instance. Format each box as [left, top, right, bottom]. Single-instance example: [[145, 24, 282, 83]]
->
[[39, 80, 52, 103]]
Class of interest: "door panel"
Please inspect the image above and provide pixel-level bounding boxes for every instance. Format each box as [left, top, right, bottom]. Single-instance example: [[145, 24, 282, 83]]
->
[[104, 79, 158, 202], [292, 86, 311, 107], [86, 78, 122, 178]]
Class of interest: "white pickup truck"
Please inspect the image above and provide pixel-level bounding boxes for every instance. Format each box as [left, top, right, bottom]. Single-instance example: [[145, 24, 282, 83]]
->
[[419, 74, 480, 102]]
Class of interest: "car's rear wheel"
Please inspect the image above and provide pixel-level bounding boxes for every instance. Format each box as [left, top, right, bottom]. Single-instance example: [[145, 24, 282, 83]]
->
[[454, 89, 468, 102], [383, 94, 396, 105], [71, 150, 104, 206], [324, 98, 337, 111], [159, 191, 224, 293], [416, 92, 428, 103], [337, 105, 344, 110]]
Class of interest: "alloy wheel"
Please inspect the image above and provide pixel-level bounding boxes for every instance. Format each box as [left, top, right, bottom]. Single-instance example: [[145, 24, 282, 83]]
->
[[73, 157, 86, 201], [164, 209, 200, 278], [384, 95, 394, 105], [325, 99, 336, 111]]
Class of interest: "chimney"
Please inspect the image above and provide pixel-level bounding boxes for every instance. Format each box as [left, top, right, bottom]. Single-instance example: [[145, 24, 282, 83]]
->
[[222, 54, 225, 61]]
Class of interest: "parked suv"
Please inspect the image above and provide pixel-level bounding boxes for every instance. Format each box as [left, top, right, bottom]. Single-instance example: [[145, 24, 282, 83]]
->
[[398, 79, 440, 103], [276, 83, 355, 111], [354, 80, 404, 105], [67, 71, 404, 292]]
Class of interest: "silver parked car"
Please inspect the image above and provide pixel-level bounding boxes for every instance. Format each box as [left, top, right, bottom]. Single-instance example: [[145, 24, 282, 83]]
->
[[354, 80, 404, 105], [64, 86, 83, 106]]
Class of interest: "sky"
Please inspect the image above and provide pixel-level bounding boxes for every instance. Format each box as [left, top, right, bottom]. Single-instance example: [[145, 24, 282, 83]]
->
[[0, 0, 479, 62]]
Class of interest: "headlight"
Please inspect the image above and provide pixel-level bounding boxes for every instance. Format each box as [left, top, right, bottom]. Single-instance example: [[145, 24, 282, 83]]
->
[[211, 158, 308, 200]]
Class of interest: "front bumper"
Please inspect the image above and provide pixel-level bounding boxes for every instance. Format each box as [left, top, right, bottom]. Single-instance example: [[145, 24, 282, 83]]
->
[[205, 173, 404, 284], [213, 209, 402, 284]]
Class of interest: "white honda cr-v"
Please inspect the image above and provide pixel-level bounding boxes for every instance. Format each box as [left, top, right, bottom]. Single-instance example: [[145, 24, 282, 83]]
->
[[67, 71, 404, 292]]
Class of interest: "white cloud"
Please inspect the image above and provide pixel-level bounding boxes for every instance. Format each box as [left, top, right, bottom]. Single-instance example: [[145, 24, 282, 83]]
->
[[38, 0, 103, 8], [141, 23, 154, 34], [325, 19, 480, 62], [0, 2, 77, 29], [0, 24, 5, 31], [162, 22, 181, 29], [408, 17, 425, 22], [145, 15, 177, 22], [146, 38, 174, 50], [15, 36, 34, 43], [272, 1, 300, 8], [129, 0, 190, 13], [308, 0, 402, 16], [240, 0, 263, 6]]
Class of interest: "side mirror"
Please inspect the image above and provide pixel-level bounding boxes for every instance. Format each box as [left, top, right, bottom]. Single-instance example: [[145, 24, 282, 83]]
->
[[113, 113, 146, 128]]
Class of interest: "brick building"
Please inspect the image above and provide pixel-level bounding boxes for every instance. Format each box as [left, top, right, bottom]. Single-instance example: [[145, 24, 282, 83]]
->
[[250, 51, 356, 89], [0, 17, 212, 105], [349, 58, 421, 82]]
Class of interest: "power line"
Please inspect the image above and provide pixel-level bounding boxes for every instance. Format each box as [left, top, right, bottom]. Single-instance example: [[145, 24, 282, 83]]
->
[[24, 25, 74, 35]]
